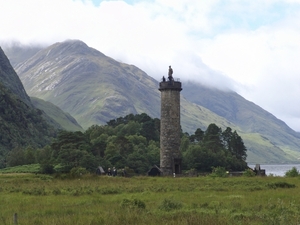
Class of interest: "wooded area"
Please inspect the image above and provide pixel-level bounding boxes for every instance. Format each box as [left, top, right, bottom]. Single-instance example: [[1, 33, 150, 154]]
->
[[4, 113, 248, 174]]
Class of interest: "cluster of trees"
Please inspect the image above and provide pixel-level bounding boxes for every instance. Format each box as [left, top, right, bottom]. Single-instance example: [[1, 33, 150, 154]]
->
[[182, 125, 247, 171], [4, 113, 248, 174]]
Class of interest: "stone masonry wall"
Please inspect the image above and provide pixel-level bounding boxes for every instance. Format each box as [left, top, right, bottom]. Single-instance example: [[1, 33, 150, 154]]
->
[[159, 82, 182, 175]]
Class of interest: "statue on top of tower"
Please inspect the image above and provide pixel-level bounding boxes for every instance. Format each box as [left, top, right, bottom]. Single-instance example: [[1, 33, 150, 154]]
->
[[168, 66, 173, 81]]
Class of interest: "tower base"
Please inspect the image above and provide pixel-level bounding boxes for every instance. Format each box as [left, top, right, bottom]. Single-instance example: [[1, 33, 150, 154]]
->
[[161, 158, 182, 176]]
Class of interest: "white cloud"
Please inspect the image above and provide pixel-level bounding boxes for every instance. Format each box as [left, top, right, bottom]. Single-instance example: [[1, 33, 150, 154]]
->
[[1, 0, 300, 131]]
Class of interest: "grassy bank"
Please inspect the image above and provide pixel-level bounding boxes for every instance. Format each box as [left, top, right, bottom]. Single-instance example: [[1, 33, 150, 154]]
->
[[0, 174, 299, 224]]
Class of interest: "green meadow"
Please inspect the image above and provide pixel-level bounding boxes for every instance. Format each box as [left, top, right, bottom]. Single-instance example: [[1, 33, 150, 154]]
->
[[0, 174, 300, 225]]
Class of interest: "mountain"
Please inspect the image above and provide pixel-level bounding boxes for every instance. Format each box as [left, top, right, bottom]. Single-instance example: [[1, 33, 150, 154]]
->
[[0, 47, 57, 165], [11, 40, 162, 128], [4, 40, 300, 164], [9, 40, 234, 132]]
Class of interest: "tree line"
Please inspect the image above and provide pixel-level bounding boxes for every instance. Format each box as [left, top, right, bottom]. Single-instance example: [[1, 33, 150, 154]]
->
[[4, 113, 248, 174]]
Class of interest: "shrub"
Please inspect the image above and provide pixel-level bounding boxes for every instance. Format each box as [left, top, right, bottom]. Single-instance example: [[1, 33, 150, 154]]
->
[[52, 188, 61, 195], [99, 187, 121, 195], [40, 163, 54, 174], [243, 168, 256, 177], [70, 167, 89, 178], [22, 187, 46, 196], [285, 167, 299, 177], [120, 198, 146, 209], [210, 167, 228, 178], [266, 182, 296, 189], [158, 198, 182, 211]]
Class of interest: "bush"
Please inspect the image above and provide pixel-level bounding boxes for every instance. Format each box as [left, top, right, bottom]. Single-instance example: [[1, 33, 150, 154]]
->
[[120, 198, 146, 209], [285, 167, 299, 177], [22, 187, 46, 196], [266, 182, 296, 189], [243, 169, 256, 177], [210, 167, 228, 178], [40, 163, 54, 174], [158, 198, 182, 211], [70, 167, 89, 178]]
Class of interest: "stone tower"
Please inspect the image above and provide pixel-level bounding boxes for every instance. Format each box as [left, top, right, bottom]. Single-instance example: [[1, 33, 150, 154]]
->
[[159, 76, 182, 176]]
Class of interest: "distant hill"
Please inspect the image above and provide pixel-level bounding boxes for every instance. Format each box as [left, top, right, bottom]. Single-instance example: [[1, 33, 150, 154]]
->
[[4, 40, 300, 164]]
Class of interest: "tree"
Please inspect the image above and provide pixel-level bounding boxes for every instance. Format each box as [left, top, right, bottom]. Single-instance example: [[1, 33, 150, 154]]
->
[[183, 145, 206, 171], [6, 147, 25, 167], [194, 128, 204, 142], [146, 140, 160, 166], [184, 124, 248, 172], [115, 136, 133, 157], [202, 124, 223, 153], [35, 145, 53, 164], [127, 135, 147, 147], [127, 151, 149, 174], [140, 120, 159, 142], [230, 131, 247, 161], [117, 121, 141, 136], [221, 127, 233, 151], [24, 146, 36, 164], [90, 133, 108, 157]]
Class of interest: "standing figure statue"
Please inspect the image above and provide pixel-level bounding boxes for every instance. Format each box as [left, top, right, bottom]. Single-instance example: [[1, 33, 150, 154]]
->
[[168, 66, 173, 81]]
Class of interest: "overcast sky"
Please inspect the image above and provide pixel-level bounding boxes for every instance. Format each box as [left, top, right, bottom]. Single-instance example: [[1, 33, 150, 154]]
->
[[1, 0, 300, 131]]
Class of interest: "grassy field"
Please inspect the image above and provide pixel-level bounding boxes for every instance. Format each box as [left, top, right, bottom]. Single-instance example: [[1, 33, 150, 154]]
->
[[0, 173, 300, 225]]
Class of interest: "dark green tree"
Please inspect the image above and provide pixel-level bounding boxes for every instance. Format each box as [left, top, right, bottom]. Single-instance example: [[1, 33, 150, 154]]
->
[[6, 147, 25, 167], [24, 146, 36, 164], [202, 124, 223, 153], [230, 131, 247, 161]]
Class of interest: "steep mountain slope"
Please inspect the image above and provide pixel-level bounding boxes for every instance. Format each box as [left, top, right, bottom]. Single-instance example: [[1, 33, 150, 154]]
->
[[0, 47, 57, 163], [0, 48, 32, 107], [13, 40, 161, 129], [7, 40, 300, 163]]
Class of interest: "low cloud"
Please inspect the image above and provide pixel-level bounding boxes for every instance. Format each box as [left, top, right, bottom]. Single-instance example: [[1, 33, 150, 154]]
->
[[1, 0, 300, 131]]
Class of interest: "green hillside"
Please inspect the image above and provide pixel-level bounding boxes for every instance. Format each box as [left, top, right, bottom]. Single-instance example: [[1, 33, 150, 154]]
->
[[31, 97, 83, 132]]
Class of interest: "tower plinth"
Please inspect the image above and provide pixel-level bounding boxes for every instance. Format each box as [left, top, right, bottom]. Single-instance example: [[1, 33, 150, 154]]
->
[[159, 80, 182, 176]]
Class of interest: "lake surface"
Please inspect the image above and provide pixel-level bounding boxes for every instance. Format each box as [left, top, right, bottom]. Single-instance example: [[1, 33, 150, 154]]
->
[[248, 164, 300, 177]]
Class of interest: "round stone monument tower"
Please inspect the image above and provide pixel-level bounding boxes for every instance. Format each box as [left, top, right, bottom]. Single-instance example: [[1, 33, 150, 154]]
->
[[159, 71, 182, 176]]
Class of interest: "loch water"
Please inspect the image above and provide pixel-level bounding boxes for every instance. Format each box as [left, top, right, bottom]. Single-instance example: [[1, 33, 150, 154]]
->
[[248, 164, 300, 177]]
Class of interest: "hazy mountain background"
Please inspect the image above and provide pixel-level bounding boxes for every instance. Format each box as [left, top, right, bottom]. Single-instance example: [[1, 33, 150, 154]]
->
[[2, 40, 300, 164]]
